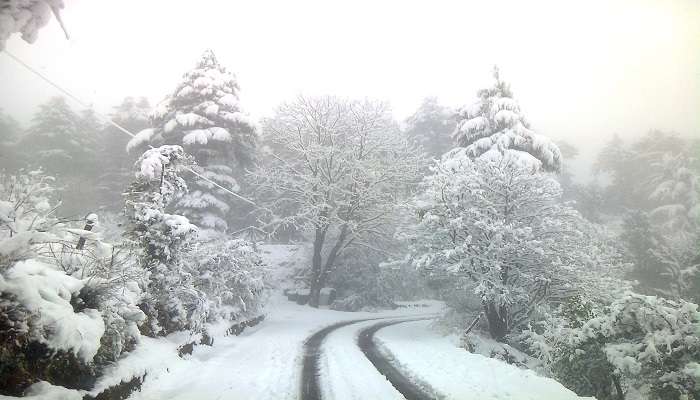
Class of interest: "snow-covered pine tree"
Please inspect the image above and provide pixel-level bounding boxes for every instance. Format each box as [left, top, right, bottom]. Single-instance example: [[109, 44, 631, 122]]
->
[[451, 67, 562, 172], [0, 108, 21, 170], [404, 97, 455, 159], [124, 145, 201, 336], [98, 97, 151, 211], [127, 50, 258, 234], [19, 97, 95, 174], [18, 97, 103, 215]]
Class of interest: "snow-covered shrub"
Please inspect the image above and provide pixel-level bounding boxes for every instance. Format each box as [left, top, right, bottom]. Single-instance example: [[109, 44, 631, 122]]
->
[[1, 259, 105, 361], [0, 169, 62, 266], [124, 145, 201, 336], [0, 258, 106, 395], [330, 294, 366, 312], [0, 170, 150, 394], [188, 238, 267, 323], [329, 257, 397, 311], [71, 241, 146, 364], [579, 294, 699, 399], [517, 296, 622, 400], [520, 293, 700, 400], [622, 210, 700, 303]]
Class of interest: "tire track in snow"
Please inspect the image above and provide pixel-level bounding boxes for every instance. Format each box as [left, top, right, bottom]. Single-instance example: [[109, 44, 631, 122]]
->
[[300, 315, 439, 400], [358, 318, 442, 400], [301, 317, 387, 400]]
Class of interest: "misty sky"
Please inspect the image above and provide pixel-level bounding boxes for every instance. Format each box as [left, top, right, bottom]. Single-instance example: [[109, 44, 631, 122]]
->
[[0, 0, 698, 180]]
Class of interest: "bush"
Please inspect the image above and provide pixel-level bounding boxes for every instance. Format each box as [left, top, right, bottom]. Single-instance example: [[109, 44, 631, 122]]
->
[[188, 238, 267, 323], [519, 294, 700, 400], [0, 170, 147, 393]]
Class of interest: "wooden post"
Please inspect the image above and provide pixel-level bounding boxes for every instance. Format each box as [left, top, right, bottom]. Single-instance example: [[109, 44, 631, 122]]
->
[[76, 213, 98, 250], [464, 312, 483, 336]]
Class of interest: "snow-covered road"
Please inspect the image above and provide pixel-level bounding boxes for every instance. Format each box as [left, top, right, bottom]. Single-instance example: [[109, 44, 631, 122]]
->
[[117, 296, 587, 400], [312, 317, 438, 400], [125, 296, 438, 400], [357, 319, 441, 400], [374, 320, 589, 400]]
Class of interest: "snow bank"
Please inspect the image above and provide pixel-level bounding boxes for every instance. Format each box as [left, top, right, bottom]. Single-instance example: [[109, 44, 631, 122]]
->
[[88, 332, 190, 397], [0, 259, 105, 363], [20, 381, 83, 400], [128, 293, 441, 400], [375, 320, 591, 400]]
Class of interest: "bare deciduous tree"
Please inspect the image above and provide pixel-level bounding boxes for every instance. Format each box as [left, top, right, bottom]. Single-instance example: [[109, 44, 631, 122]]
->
[[252, 96, 424, 307]]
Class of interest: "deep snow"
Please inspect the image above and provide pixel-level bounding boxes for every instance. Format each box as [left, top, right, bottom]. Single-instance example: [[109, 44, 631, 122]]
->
[[374, 319, 592, 400], [123, 295, 440, 400]]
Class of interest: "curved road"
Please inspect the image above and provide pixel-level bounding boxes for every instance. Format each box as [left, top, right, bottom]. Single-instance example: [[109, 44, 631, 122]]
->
[[300, 316, 437, 400], [358, 319, 441, 400]]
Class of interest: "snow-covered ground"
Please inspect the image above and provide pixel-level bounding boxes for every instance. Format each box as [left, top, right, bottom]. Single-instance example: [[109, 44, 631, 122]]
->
[[321, 319, 408, 400], [14, 294, 592, 400], [374, 319, 591, 400], [120, 295, 438, 400], [1, 243, 590, 400]]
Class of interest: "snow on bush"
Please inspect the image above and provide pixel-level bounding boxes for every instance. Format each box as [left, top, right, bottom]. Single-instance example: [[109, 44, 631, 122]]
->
[[0, 170, 62, 264], [22, 380, 83, 400], [188, 238, 267, 322], [520, 293, 700, 400], [0, 259, 105, 362], [0, 170, 152, 396]]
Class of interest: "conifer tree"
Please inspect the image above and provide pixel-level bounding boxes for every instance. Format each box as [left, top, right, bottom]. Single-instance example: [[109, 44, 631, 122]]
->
[[98, 97, 151, 211], [0, 109, 21, 170], [404, 97, 455, 159], [19, 97, 102, 214], [20, 96, 97, 174], [452, 67, 562, 172], [128, 50, 258, 233]]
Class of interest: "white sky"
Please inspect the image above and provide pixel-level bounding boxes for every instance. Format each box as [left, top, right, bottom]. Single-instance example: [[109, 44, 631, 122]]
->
[[1, 0, 698, 179]]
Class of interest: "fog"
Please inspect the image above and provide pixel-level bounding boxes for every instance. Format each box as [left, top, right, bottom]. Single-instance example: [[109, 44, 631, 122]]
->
[[2, 2, 700, 399], [1, 0, 698, 181]]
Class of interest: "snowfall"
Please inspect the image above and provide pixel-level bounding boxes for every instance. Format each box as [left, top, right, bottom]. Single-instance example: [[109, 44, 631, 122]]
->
[[1, 245, 590, 400]]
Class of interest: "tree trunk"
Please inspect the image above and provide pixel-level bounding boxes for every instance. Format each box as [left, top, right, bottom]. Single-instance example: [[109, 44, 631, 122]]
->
[[483, 301, 509, 341], [308, 226, 327, 308], [309, 224, 348, 308], [612, 374, 625, 400]]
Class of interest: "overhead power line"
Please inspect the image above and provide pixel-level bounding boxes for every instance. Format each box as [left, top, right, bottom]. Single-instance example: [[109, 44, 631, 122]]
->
[[2, 50, 256, 206]]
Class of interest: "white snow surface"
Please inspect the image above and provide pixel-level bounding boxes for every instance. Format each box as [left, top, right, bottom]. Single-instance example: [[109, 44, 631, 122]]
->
[[0, 259, 105, 363], [4, 292, 587, 400], [321, 319, 407, 400], [374, 320, 592, 400], [7, 381, 82, 400], [124, 295, 440, 400]]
